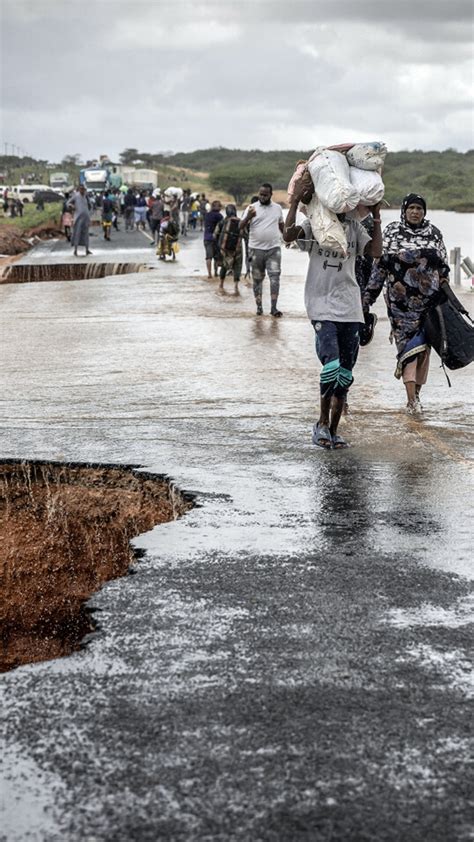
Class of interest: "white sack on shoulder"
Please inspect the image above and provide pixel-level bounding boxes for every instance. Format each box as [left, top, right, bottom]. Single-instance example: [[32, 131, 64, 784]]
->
[[346, 142, 387, 171], [307, 148, 359, 214], [349, 167, 384, 206], [306, 194, 348, 254]]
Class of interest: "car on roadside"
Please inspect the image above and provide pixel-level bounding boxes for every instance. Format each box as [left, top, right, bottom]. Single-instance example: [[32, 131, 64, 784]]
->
[[32, 189, 64, 205], [12, 184, 63, 203]]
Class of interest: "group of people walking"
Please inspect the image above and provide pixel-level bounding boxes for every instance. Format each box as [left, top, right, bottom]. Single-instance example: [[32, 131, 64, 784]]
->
[[63, 178, 452, 444], [202, 184, 284, 315], [284, 178, 450, 448], [202, 180, 453, 447]]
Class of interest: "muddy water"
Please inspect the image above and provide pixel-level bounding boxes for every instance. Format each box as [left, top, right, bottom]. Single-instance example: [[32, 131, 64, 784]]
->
[[1, 262, 149, 283], [0, 228, 473, 841], [0, 230, 472, 584]]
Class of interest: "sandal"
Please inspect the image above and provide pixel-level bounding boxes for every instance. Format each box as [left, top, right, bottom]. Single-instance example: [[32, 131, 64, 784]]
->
[[332, 434, 349, 450], [312, 423, 332, 449]]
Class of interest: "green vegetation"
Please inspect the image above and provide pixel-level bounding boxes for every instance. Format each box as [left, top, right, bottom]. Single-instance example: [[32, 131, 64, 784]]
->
[[209, 164, 281, 204], [0, 155, 80, 188], [382, 149, 474, 212], [1, 202, 62, 230], [154, 148, 474, 210], [1, 148, 473, 210]]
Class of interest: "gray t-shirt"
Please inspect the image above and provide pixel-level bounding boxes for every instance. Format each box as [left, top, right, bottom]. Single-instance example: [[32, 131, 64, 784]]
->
[[298, 217, 370, 322]]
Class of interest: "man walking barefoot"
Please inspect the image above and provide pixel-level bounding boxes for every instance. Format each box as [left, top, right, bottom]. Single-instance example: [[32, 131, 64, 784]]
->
[[283, 180, 382, 449], [240, 183, 284, 316]]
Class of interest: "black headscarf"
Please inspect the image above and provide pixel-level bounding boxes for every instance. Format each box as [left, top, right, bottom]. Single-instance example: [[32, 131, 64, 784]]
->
[[401, 193, 427, 223]]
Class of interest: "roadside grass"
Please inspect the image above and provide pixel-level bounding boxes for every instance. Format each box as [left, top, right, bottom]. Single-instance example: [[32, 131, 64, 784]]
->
[[0, 203, 62, 230]]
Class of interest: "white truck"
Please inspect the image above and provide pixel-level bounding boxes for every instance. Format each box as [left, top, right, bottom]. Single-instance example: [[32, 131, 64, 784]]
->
[[49, 172, 71, 190], [120, 168, 159, 190]]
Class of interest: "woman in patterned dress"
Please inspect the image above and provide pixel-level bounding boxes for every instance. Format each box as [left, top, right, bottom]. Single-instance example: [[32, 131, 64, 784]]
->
[[363, 193, 450, 415]]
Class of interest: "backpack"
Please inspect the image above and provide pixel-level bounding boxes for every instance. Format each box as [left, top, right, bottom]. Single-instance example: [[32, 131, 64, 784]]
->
[[219, 217, 241, 253], [424, 283, 474, 374], [167, 220, 179, 239]]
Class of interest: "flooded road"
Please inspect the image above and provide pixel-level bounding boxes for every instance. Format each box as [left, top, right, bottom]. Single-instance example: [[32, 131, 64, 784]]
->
[[0, 228, 473, 840]]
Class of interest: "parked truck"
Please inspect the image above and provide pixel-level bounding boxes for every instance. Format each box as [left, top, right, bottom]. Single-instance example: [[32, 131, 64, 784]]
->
[[49, 171, 71, 190], [120, 168, 159, 191], [79, 166, 110, 193]]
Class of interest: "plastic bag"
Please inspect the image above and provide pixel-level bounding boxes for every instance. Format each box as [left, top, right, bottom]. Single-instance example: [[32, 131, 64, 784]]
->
[[349, 167, 385, 206], [307, 148, 359, 214], [346, 142, 387, 171], [306, 194, 348, 253]]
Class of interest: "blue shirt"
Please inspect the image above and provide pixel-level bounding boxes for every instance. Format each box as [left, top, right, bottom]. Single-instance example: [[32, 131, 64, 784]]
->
[[204, 210, 223, 242]]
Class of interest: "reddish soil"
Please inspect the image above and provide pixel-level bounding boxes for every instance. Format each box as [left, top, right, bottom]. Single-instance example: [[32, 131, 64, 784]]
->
[[0, 461, 191, 672], [0, 221, 66, 278], [0, 221, 64, 256], [0, 227, 30, 256]]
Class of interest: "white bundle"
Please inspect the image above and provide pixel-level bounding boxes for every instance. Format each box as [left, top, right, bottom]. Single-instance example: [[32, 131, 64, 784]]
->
[[349, 167, 385, 206], [346, 142, 387, 171], [307, 148, 359, 214], [305, 194, 348, 254], [164, 186, 183, 199]]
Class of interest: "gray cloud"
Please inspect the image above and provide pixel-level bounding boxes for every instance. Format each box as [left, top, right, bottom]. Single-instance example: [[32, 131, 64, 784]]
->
[[1, 0, 472, 161]]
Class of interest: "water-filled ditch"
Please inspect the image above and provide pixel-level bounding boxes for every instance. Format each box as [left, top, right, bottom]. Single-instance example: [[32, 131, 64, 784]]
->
[[1, 262, 149, 283]]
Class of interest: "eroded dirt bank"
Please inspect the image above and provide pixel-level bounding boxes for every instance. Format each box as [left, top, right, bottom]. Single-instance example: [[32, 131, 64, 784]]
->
[[0, 221, 64, 255], [0, 221, 66, 278], [0, 460, 192, 672]]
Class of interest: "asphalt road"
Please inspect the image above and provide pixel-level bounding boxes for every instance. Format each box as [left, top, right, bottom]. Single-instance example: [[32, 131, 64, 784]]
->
[[0, 226, 473, 841]]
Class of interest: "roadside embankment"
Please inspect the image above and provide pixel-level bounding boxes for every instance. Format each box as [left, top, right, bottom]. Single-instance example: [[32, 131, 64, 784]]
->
[[0, 460, 193, 672]]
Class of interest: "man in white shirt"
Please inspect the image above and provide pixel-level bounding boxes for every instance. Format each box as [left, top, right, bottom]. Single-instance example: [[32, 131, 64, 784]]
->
[[240, 183, 284, 316]]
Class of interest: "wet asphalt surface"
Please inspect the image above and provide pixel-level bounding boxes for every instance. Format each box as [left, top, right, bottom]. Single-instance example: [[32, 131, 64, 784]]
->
[[0, 225, 473, 841]]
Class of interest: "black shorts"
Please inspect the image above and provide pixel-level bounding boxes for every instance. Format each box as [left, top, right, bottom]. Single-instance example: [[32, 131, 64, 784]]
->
[[205, 241, 219, 260], [312, 320, 360, 397]]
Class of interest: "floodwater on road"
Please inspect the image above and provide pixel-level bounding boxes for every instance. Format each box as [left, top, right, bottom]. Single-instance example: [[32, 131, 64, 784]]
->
[[1, 227, 473, 581], [1, 224, 473, 842]]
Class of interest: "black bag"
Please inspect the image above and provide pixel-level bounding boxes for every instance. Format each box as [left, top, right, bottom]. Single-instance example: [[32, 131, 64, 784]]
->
[[218, 217, 241, 253], [359, 312, 377, 347], [424, 282, 474, 371], [167, 221, 179, 240]]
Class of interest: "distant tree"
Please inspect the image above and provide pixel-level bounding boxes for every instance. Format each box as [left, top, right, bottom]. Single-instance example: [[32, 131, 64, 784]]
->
[[209, 164, 280, 205], [61, 154, 82, 166], [119, 148, 140, 165]]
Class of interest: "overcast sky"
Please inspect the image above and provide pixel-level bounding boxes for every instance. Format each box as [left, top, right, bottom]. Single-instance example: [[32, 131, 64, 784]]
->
[[1, 0, 473, 162]]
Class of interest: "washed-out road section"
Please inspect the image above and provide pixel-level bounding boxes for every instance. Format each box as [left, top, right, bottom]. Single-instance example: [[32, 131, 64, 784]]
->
[[0, 228, 473, 841]]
